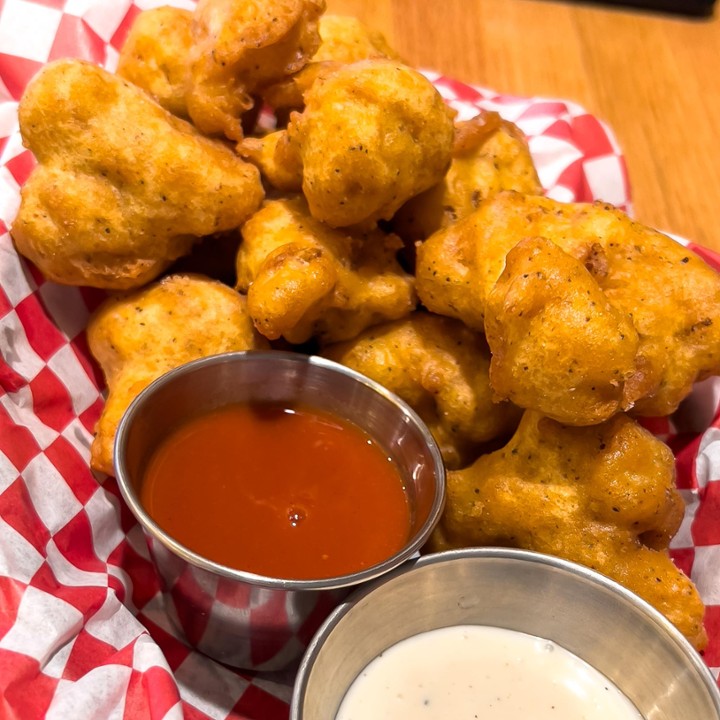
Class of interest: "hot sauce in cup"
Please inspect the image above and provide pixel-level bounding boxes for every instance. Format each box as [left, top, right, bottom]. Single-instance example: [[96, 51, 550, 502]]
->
[[139, 402, 411, 580]]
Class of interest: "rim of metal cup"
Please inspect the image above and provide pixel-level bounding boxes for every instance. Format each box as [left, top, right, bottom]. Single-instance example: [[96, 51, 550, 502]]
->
[[113, 350, 447, 592], [290, 547, 720, 718]]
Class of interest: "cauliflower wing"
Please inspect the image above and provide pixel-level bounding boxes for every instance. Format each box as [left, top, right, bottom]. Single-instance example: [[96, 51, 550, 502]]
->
[[116, 6, 193, 118], [323, 311, 521, 469], [287, 59, 455, 227], [428, 410, 707, 650], [393, 111, 542, 242], [11, 59, 264, 290], [236, 196, 416, 343], [416, 191, 720, 417], [485, 236, 648, 424], [186, 0, 325, 140], [88, 274, 269, 475]]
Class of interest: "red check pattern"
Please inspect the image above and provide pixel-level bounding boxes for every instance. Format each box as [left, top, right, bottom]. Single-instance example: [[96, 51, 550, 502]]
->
[[0, 2, 718, 718]]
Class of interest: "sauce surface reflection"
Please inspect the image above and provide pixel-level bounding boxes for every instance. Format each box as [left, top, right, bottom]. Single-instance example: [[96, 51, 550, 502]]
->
[[141, 402, 411, 579]]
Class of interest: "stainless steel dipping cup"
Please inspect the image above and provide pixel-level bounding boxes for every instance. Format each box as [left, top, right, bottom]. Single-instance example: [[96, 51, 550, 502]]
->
[[292, 548, 720, 719], [113, 351, 446, 672]]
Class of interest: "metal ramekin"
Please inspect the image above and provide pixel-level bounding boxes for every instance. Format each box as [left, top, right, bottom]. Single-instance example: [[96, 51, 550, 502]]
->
[[114, 351, 446, 671], [292, 547, 720, 719]]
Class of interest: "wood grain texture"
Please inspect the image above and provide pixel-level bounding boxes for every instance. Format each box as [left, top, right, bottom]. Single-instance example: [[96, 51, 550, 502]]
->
[[324, 0, 720, 251]]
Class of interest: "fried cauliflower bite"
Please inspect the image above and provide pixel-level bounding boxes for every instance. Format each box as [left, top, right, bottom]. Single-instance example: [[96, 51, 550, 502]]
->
[[242, 14, 400, 188], [262, 14, 401, 114], [314, 14, 400, 64], [323, 312, 521, 469], [416, 191, 720, 417], [186, 0, 325, 140], [393, 111, 542, 242], [116, 6, 193, 118], [287, 59, 455, 228], [87, 274, 269, 476], [11, 59, 264, 290], [238, 129, 303, 193], [236, 197, 416, 344], [485, 236, 648, 425], [428, 410, 707, 650]]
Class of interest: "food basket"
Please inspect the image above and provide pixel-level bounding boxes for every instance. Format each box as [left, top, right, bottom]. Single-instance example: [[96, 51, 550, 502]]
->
[[0, 2, 718, 718]]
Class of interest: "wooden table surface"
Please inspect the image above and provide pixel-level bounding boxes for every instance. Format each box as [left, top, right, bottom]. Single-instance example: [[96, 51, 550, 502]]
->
[[325, 0, 720, 253]]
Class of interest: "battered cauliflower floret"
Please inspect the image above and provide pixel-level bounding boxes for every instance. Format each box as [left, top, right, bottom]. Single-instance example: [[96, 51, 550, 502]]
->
[[428, 410, 707, 650], [186, 0, 325, 140], [287, 59, 455, 228], [393, 111, 542, 242], [485, 236, 647, 425], [323, 311, 521, 469], [11, 59, 264, 290], [416, 191, 720, 418], [88, 274, 269, 475], [236, 196, 416, 343], [116, 6, 194, 118]]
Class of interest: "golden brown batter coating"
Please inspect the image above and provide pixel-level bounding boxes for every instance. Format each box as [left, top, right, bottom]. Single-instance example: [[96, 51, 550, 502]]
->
[[485, 236, 648, 425], [262, 14, 401, 114], [323, 312, 521, 469], [11, 59, 264, 290], [116, 6, 193, 118], [186, 0, 325, 140], [238, 129, 303, 193], [393, 111, 542, 242], [428, 410, 707, 650], [241, 15, 399, 189], [416, 191, 720, 418], [313, 14, 399, 64], [287, 59, 455, 228], [236, 197, 416, 343], [88, 274, 269, 475]]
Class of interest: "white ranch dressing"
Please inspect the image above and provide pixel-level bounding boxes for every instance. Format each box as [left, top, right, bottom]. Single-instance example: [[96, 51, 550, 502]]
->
[[336, 624, 644, 720]]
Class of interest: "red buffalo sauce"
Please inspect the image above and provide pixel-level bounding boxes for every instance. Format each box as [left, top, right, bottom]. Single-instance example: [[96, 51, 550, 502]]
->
[[140, 402, 411, 580]]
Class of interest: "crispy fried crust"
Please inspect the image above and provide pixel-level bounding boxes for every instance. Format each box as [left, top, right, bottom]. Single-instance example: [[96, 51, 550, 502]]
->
[[429, 410, 707, 650], [236, 196, 416, 343], [87, 274, 269, 475], [11, 59, 264, 290], [287, 59, 455, 227], [238, 130, 304, 193], [262, 14, 401, 114], [313, 14, 400, 64], [393, 111, 542, 242], [485, 236, 647, 424], [186, 0, 325, 140], [416, 191, 720, 417], [323, 311, 521, 469], [116, 6, 194, 118]]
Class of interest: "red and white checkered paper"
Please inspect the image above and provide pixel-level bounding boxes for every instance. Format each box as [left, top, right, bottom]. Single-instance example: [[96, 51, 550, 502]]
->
[[0, 1, 718, 718]]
